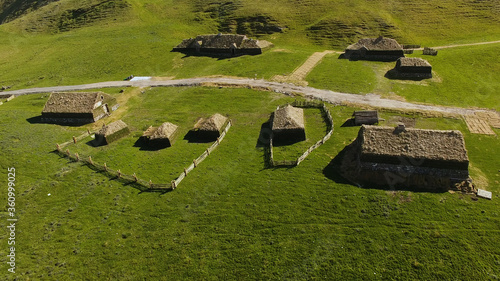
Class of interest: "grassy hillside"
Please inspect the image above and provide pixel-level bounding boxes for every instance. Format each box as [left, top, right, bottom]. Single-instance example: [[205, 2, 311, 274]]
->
[[0, 87, 499, 280], [0, 1, 499, 279], [306, 44, 500, 111]]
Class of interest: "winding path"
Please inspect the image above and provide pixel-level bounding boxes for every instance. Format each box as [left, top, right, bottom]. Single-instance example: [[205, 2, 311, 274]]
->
[[4, 77, 495, 117]]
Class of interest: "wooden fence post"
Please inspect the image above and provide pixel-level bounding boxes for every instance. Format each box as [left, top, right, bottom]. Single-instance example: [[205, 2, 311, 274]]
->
[[56, 144, 60, 151], [66, 149, 70, 157], [193, 159, 197, 167], [171, 180, 176, 190], [184, 168, 188, 176], [149, 180, 153, 188], [75, 153, 79, 161], [73, 136, 77, 144], [88, 156, 93, 165], [117, 169, 121, 178], [103, 163, 107, 171], [206, 148, 210, 155]]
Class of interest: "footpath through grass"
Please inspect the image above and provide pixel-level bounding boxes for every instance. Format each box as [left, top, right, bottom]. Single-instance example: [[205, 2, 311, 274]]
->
[[0, 87, 499, 280]]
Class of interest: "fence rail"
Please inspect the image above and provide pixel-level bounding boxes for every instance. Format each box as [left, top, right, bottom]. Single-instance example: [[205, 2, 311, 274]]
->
[[172, 121, 232, 188], [55, 121, 232, 191], [268, 100, 334, 167]]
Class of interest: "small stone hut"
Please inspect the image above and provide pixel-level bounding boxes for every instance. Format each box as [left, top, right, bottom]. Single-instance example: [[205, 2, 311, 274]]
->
[[42, 92, 119, 124], [339, 125, 470, 191], [142, 122, 179, 148], [271, 104, 306, 143], [95, 120, 130, 145], [173, 34, 272, 57], [352, 111, 379, 125], [392, 57, 432, 79], [344, 36, 404, 61], [192, 113, 229, 140]]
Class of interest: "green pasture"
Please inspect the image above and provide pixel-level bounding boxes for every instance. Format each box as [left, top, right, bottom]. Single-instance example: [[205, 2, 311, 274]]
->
[[0, 87, 499, 280], [307, 44, 500, 111], [0, 0, 499, 279]]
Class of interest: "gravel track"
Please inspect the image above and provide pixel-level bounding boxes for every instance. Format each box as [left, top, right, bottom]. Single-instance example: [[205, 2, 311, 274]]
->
[[5, 77, 493, 116]]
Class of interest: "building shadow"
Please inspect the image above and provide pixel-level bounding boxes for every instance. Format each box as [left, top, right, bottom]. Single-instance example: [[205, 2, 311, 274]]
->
[[132, 137, 166, 151], [183, 130, 216, 143], [256, 120, 272, 148], [340, 118, 356, 127], [384, 69, 429, 81], [85, 139, 106, 147], [26, 115, 90, 127], [322, 143, 355, 185], [172, 50, 257, 61]]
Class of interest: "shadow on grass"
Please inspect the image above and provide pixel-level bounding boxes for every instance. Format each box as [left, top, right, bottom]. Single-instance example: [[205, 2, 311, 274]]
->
[[85, 139, 106, 147], [183, 130, 216, 143], [173, 50, 260, 61], [340, 118, 357, 127], [322, 144, 354, 186], [256, 120, 272, 148], [26, 115, 91, 127], [132, 137, 168, 151], [384, 69, 431, 81]]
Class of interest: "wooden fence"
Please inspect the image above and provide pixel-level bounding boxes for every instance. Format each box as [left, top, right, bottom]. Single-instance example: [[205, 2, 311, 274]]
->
[[171, 121, 232, 188], [55, 121, 232, 191], [268, 100, 334, 167]]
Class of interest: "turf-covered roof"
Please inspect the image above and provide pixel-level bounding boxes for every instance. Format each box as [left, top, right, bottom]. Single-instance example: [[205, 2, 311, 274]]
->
[[397, 57, 432, 67], [42, 92, 111, 114], [195, 113, 228, 132], [272, 105, 305, 130], [346, 36, 402, 51], [150, 122, 179, 140], [175, 34, 266, 49], [358, 125, 469, 163], [98, 120, 128, 137]]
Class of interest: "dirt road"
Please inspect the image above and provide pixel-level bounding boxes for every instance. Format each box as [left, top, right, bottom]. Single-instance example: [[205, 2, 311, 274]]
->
[[5, 77, 494, 117], [415, 40, 500, 50]]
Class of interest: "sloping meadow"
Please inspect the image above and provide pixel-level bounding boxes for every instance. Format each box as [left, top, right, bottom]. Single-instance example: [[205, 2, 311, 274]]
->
[[0, 86, 499, 279]]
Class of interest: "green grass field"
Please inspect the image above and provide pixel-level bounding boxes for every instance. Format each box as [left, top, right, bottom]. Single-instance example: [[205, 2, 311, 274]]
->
[[1, 87, 499, 280], [307, 45, 500, 111], [1, 0, 499, 280]]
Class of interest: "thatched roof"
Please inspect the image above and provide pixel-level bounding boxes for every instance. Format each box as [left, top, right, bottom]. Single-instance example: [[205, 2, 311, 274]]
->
[[358, 125, 468, 163], [98, 120, 128, 136], [150, 122, 179, 140], [195, 113, 228, 132], [272, 105, 305, 130], [142, 126, 157, 137], [175, 34, 265, 50], [42, 92, 112, 114], [353, 110, 378, 118], [397, 57, 432, 67], [346, 36, 402, 51]]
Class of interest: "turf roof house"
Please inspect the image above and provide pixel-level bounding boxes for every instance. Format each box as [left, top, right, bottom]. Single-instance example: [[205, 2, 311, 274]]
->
[[173, 34, 271, 56], [192, 113, 229, 140], [271, 104, 306, 143], [340, 124, 470, 191], [142, 122, 179, 148], [344, 36, 404, 61], [352, 110, 380, 126], [42, 92, 118, 124], [392, 57, 432, 79], [95, 120, 130, 145]]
